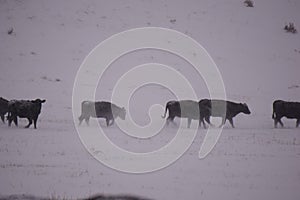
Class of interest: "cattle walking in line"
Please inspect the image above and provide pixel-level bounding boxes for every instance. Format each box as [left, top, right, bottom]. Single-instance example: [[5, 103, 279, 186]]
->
[[78, 101, 126, 126], [7, 99, 46, 129], [272, 100, 300, 128], [161, 100, 210, 128], [199, 99, 251, 128], [0, 97, 9, 123]]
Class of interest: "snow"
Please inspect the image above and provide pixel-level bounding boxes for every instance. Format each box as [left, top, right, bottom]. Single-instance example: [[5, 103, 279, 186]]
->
[[0, 0, 300, 199]]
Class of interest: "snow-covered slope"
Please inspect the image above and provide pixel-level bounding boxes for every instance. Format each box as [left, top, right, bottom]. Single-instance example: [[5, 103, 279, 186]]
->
[[0, 0, 299, 199]]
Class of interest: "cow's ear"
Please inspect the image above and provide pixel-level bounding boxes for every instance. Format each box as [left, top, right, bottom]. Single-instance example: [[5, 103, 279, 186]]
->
[[41, 99, 46, 103]]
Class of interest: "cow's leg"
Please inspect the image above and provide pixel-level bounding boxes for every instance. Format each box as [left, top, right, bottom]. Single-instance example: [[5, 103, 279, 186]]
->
[[171, 118, 177, 126], [274, 119, 278, 128], [110, 118, 115, 126], [278, 118, 284, 127], [25, 118, 32, 128], [8, 114, 12, 126], [228, 118, 235, 128], [106, 118, 110, 127], [78, 115, 85, 126], [187, 118, 192, 128], [1, 115, 4, 123], [204, 116, 213, 127], [7, 114, 16, 127], [200, 119, 207, 129], [166, 116, 171, 126], [219, 117, 226, 128], [13, 116, 18, 127], [33, 117, 38, 129], [8, 118, 12, 126], [166, 116, 176, 126], [166, 118, 170, 126], [296, 119, 300, 128], [85, 116, 90, 126], [202, 121, 207, 129], [199, 117, 206, 129], [165, 118, 169, 126], [198, 117, 202, 128]]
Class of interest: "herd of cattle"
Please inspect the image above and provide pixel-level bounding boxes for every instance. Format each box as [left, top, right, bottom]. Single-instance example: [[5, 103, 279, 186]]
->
[[0, 97, 299, 129], [0, 97, 46, 129]]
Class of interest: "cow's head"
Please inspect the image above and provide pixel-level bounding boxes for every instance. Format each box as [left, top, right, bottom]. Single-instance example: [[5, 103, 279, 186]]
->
[[241, 103, 251, 114], [32, 99, 46, 104], [119, 107, 126, 120]]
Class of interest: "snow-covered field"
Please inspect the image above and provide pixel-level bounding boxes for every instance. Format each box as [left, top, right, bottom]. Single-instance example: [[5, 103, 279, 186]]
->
[[0, 0, 300, 199]]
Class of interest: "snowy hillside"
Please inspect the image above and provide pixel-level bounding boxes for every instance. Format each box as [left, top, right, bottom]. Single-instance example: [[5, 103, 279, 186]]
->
[[0, 0, 300, 199]]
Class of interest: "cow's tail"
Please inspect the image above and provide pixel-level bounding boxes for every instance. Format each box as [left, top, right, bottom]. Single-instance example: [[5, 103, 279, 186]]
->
[[272, 101, 277, 119], [161, 103, 169, 118]]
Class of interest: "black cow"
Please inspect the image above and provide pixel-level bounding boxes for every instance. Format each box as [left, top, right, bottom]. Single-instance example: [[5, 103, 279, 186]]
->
[[272, 100, 300, 128], [78, 101, 126, 126], [199, 99, 251, 128], [8, 99, 46, 129], [0, 97, 9, 123], [161, 100, 209, 128]]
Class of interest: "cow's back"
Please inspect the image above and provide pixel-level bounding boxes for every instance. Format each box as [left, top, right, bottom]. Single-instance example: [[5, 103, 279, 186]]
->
[[278, 101, 300, 118], [8, 100, 42, 118], [81, 101, 119, 118], [81, 101, 96, 117], [9, 100, 29, 117], [209, 99, 227, 116], [95, 101, 114, 118], [178, 100, 199, 119]]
